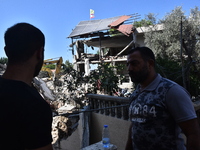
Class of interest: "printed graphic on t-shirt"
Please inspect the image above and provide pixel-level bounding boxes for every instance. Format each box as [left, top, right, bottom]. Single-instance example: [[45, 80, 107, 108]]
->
[[130, 102, 156, 123], [129, 78, 184, 150]]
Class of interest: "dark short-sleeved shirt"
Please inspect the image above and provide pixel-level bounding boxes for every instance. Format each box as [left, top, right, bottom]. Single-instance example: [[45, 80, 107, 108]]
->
[[0, 77, 52, 150], [129, 74, 197, 150]]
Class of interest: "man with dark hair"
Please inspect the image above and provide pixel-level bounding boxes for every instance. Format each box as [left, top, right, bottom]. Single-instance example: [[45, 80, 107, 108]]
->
[[125, 47, 200, 150], [0, 23, 53, 150]]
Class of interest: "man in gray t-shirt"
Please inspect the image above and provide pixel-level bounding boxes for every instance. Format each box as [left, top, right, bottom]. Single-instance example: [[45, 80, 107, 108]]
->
[[125, 47, 200, 150]]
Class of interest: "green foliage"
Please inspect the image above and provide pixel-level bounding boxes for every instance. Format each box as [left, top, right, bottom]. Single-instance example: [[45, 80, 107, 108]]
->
[[133, 13, 157, 28], [0, 57, 8, 64], [62, 60, 73, 73], [64, 67, 85, 92], [109, 28, 123, 37], [144, 6, 200, 97], [145, 6, 200, 60], [92, 63, 124, 95], [62, 62, 125, 96], [59, 67, 86, 108], [188, 68, 200, 97], [133, 19, 153, 27], [156, 56, 182, 84], [145, 13, 158, 25], [156, 57, 200, 97], [65, 60, 73, 68], [43, 64, 55, 69]]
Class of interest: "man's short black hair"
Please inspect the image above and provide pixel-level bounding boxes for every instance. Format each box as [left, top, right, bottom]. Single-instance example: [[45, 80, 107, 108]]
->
[[4, 22, 45, 63], [128, 47, 155, 62]]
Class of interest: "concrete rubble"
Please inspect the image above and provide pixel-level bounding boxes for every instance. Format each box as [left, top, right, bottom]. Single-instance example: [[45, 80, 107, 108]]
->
[[35, 73, 82, 146], [0, 63, 6, 75]]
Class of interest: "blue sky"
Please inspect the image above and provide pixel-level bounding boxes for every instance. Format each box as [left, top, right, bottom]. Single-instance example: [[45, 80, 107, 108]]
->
[[0, 0, 199, 63]]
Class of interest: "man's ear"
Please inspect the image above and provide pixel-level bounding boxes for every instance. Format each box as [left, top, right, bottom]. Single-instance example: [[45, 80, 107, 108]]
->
[[4, 46, 9, 57], [148, 59, 155, 67]]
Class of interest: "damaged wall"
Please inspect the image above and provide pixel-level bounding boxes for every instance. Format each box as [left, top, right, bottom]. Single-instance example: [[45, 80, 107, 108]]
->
[[53, 112, 131, 150]]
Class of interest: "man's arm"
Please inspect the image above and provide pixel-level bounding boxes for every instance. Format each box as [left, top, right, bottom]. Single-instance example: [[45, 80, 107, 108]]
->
[[125, 124, 133, 150], [178, 118, 200, 150], [166, 85, 200, 149]]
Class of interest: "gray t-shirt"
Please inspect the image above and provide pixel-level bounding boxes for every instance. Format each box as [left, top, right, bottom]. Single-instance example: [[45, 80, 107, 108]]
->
[[129, 74, 197, 150]]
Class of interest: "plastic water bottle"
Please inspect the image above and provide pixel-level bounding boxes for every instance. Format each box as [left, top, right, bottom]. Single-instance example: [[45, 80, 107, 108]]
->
[[102, 125, 110, 149]]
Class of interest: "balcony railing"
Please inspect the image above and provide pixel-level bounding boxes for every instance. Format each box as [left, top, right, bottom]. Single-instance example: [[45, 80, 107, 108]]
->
[[87, 94, 200, 122], [86, 94, 130, 120]]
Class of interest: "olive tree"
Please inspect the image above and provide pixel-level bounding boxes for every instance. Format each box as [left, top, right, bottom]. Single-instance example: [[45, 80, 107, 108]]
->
[[144, 6, 200, 97]]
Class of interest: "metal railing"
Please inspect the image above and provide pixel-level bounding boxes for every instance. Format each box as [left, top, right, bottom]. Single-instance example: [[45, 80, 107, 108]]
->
[[86, 93, 200, 122], [86, 94, 130, 120]]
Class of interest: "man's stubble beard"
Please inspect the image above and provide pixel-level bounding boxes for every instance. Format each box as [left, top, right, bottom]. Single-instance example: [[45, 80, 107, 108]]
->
[[34, 58, 43, 77], [130, 64, 150, 84]]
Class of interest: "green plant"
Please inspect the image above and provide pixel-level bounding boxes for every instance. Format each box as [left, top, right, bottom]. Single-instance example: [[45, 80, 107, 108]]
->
[[109, 28, 123, 37], [54, 62, 126, 109], [43, 64, 56, 69], [0, 57, 8, 64], [86, 63, 126, 95], [144, 6, 200, 97], [133, 19, 153, 27], [156, 56, 182, 84], [156, 56, 200, 97]]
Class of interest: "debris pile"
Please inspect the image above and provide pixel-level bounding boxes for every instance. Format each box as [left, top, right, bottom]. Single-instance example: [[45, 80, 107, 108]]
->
[[35, 72, 85, 145], [52, 116, 69, 144], [0, 64, 6, 75]]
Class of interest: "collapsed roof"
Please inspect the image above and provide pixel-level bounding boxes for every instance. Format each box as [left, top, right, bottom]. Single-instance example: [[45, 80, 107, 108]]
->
[[68, 15, 134, 40], [68, 15, 136, 50], [84, 35, 133, 48]]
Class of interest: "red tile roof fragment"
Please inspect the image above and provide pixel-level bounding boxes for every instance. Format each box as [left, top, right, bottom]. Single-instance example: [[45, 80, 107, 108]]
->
[[117, 24, 133, 36], [108, 15, 131, 27]]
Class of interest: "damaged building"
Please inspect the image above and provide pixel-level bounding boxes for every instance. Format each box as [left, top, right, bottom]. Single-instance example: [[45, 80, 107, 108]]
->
[[68, 14, 147, 89]]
